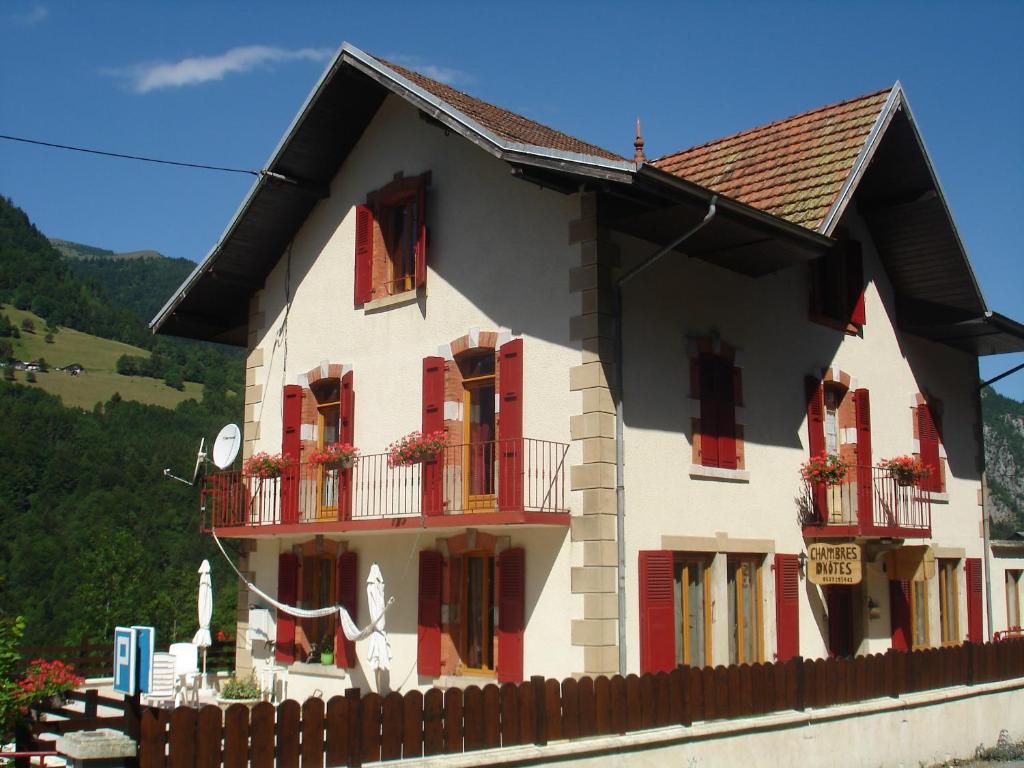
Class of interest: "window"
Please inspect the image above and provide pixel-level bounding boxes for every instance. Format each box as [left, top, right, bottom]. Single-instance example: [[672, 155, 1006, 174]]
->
[[939, 559, 960, 645], [693, 351, 739, 469], [911, 580, 929, 649], [809, 235, 865, 331], [916, 401, 944, 492], [728, 556, 763, 664], [354, 172, 430, 304], [1008, 570, 1022, 629], [312, 378, 341, 515], [674, 556, 711, 667], [460, 351, 497, 504], [299, 554, 336, 661], [456, 552, 495, 673], [823, 386, 840, 454]]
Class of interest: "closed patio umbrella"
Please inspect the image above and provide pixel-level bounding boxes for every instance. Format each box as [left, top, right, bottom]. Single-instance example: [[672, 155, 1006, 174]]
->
[[192, 560, 213, 691], [365, 563, 391, 693]]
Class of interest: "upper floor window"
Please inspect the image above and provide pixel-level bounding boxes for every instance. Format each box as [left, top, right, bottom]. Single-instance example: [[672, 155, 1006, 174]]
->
[[915, 398, 945, 493], [690, 347, 742, 470], [354, 171, 430, 305], [810, 234, 865, 332]]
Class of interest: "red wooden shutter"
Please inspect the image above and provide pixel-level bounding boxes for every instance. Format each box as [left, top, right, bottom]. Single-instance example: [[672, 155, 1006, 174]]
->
[[498, 339, 524, 510], [918, 404, 941, 492], [421, 356, 445, 516], [338, 371, 354, 521], [965, 558, 983, 643], [699, 354, 720, 467], [417, 550, 443, 676], [335, 551, 358, 667], [889, 579, 912, 652], [805, 376, 827, 522], [281, 385, 303, 524], [854, 388, 873, 527], [414, 182, 427, 290], [275, 553, 299, 663], [717, 358, 738, 469], [639, 550, 676, 673], [354, 204, 374, 305], [846, 240, 866, 326], [497, 547, 525, 683], [774, 554, 800, 662]]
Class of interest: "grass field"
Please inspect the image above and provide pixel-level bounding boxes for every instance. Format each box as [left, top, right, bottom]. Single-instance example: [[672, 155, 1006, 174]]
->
[[2, 307, 202, 409]]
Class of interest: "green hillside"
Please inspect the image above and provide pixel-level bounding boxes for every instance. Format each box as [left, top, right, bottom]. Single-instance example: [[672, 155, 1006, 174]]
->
[[49, 237, 165, 261], [2, 306, 202, 409]]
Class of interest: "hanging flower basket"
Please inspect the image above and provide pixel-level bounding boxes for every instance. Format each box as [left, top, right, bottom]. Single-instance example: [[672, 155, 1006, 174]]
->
[[388, 430, 447, 468], [879, 455, 930, 487], [308, 443, 360, 470], [242, 451, 291, 479], [800, 453, 849, 486]]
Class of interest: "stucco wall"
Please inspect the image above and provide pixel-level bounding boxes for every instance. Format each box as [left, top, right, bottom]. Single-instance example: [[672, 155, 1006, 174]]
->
[[991, 546, 1024, 635]]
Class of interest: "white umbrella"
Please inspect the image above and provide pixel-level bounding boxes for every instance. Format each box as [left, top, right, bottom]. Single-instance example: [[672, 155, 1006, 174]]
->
[[192, 560, 213, 689], [365, 563, 391, 693]]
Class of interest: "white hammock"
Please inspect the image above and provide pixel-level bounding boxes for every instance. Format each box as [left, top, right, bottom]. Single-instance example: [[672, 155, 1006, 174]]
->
[[212, 530, 392, 642]]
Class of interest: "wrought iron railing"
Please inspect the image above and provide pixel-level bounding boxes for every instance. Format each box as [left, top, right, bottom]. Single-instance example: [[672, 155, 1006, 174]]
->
[[803, 465, 931, 534], [201, 438, 569, 530]]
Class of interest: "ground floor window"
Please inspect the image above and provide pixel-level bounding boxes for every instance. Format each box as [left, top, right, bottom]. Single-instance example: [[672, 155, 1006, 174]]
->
[[1008, 570, 1022, 628], [728, 556, 763, 664], [938, 559, 959, 645], [300, 554, 336, 659], [454, 552, 495, 672], [674, 556, 711, 667], [911, 579, 929, 649]]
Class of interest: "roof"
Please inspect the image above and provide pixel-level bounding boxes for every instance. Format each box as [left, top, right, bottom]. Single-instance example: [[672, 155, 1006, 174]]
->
[[653, 87, 893, 232]]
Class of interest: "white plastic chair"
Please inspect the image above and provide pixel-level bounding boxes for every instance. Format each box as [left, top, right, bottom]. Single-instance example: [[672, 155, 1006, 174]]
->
[[168, 642, 200, 705], [144, 652, 178, 708]]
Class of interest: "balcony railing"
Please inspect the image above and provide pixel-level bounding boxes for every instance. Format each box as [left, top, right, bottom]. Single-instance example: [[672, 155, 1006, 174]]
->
[[201, 438, 569, 531], [802, 465, 931, 537]]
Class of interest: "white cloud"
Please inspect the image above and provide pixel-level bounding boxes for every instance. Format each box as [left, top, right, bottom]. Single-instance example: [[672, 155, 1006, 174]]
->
[[383, 53, 474, 87], [12, 4, 49, 24], [111, 45, 333, 93]]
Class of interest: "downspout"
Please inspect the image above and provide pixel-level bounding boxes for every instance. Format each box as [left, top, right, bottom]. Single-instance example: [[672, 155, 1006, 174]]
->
[[613, 196, 718, 674]]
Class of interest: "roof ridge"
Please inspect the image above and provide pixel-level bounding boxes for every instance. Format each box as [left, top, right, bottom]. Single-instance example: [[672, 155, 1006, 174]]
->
[[654, 85, 894, 164]]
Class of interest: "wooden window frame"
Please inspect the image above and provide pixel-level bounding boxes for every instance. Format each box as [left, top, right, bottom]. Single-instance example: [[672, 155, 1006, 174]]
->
[[299, 553, 337, 661], [1008, 570, 1022, 629], [311, 378, 342, 517], [674, 555, 712, 667], [911, 579, 930, 649], [364, 171, 430, 301], [938, 559, 960, 645], [460, 351, 497, 511], [457, 550, 495, 675], [727, 556, 764, 664]]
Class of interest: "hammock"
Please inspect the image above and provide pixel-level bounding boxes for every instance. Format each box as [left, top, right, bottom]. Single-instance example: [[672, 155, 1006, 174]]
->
[[212, 530, 392, 642]]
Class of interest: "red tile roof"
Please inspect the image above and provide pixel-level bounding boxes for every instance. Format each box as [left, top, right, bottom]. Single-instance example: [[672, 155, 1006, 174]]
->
[[652, 88, 893, 231], [375, 57, 626, 162]]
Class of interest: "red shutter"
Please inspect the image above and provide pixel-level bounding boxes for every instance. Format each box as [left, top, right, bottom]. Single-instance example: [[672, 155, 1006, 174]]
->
[[498, 338, 524, 510], [965, 558, 983, 643], [354, 204, 374, 305], [639, 550, 676, 673], [774, 554, 800, 662], [414, 182, 427, 290], [276, 553, 299, 664], [281, 385, 303, 524], [854, 388, 873, 527], [417, 550, 443, 677], [421, 356, 445, 516], [805, 376, 827, 522], [335, 551, 358, 667], [918, 404, 941, 492], [699, 354, 720, 467], [889, 579, 912, 652], [717, 358, 738, 469], [497, 547, 525, 683], [846, 240, 866, 326], [338, 371, 354, 521]]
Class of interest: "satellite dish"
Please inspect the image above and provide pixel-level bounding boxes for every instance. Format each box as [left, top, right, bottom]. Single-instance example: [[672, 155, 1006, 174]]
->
[[191, 437, 207, 483], [212, 424, 242, 469]]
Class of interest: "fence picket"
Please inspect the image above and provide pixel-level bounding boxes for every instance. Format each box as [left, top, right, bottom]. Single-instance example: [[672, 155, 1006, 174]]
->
[[401, 690, 423, 759], [544, 679, 562, 742], [639, 673, 655, 729], [702, 667, 717, 720], [422, 689, 444, 757], [278, 700, 301, 768], [687, 667, 703, 723], [360, 693, 382, 765], [168, 707, 196, 768], [518, 682, 535, 746], [577, 676, 596, 737], [139, 706, 167, 768], [379, 692, 403, 761], [250, 703, 275, 768], [301, 698, 324, 768], [610, 675, 627, 735], [499, 684, 518, 746], [462, 686, 483, 752], [625, 675, 642, 732], [482, 685, 501, 749], [593, 676, 611, 735], [560, 678, 579, 740], [324, 696, 349, 767], [223, 704, 249, 768], [714, 667, 729, 719]]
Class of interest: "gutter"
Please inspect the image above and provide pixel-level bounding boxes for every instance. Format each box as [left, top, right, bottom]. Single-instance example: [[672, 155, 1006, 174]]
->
[[612, 195, 719, 675]]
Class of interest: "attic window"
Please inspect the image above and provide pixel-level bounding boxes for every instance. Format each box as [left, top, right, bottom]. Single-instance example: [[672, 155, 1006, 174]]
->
[[810, 235, 866, 333]]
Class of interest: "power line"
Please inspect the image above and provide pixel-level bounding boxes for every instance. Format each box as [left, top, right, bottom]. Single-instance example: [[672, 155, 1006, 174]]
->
[[0, 133, 259, 176]]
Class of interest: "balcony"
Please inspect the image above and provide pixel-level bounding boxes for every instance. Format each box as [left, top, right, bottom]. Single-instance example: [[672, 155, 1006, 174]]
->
[[801, 465, 932, 539], [200, 438, 570, 535]]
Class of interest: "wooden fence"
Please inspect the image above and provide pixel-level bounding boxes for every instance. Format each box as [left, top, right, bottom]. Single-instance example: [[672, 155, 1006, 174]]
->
[[138, 640, 1024, 768]]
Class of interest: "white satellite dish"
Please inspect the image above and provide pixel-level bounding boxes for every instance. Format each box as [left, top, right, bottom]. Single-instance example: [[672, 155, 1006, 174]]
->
[[192, 437, 207, 483], [212, 424, 242, 469]]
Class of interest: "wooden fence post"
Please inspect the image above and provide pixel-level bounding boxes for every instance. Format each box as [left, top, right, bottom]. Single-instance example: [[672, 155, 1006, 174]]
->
[[345, 688, 362, 768], [84, 689, 99, 719], [531, 676, 547, 746], [793, 656, 805, 712], [124, 691, 142, 768]]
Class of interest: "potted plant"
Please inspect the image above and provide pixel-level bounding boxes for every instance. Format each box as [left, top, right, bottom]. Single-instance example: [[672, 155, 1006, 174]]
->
[[18, 658, 83, 710], [309, 443, 360, 470], [879, 455, 930, 486], [387, 430, 447, 468], [217, 674, 262, 709], [800, 453, 849, 486], [242, 451, 290, 479], [319, 636, 335, 666]]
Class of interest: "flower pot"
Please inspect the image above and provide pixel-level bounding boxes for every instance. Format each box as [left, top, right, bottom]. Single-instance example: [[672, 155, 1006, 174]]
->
[[216, 697, 260, 711], [320, 652, 334, 665]]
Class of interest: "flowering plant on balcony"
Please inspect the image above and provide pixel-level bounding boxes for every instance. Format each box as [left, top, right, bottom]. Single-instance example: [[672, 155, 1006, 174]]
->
[[14, 659, 83, 709], [800, 453, 849, 486], [387, 430, 447, 468], [879, 455, 930, 486], [308, 442, 360, 469], [242, 451, 290, 479]]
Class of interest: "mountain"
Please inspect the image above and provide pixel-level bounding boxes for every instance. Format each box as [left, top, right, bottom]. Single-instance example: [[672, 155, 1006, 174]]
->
[[983, 387, 1024, 538], [49, 238, 165, 262]]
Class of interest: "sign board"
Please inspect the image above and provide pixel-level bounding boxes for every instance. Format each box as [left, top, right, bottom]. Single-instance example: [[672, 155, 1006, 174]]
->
[[886, 545, 936, 582], [112, 626, 138, 695], [132, 626, 155, 693], [807, 543, 862, 585]]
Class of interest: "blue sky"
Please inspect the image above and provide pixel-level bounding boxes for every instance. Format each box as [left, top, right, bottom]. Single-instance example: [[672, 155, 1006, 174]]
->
[[1, 1, 1022, 396]]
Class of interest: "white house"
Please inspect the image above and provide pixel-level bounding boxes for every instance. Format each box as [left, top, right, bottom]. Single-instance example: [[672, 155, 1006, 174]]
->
[[153, 43, 1024, 700]]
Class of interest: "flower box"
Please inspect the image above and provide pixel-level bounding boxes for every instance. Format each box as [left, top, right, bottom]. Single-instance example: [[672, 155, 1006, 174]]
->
[[243, 452, 290, 479], [387, 430, 447, 468], [879, 456, 930, 487], [800, 453, 849, 486], [308, 443, 360, 470]]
